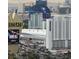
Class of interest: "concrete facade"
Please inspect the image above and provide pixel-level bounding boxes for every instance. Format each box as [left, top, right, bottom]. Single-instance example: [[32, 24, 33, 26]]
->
[[46, 14, 71, 50]]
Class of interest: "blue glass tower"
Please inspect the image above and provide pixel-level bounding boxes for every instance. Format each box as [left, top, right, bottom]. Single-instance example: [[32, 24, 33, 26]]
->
[[35, 0, 51, 19], [25, 0, 51, 19]]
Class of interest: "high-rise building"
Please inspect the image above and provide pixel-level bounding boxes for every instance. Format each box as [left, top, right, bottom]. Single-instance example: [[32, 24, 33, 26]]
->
[[65, 0, 71, 5], [46, 14, 71, 50], [26, 0, 51, 29]]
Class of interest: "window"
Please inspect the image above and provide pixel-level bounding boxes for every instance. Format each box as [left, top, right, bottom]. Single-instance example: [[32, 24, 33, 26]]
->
[[52, 40, 65, 49], [49, 21, 51, 31]]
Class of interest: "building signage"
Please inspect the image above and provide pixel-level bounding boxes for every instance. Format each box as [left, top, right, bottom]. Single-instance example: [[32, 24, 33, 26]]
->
[[9, 22, 23, 27], [8, 30, 19, 43]]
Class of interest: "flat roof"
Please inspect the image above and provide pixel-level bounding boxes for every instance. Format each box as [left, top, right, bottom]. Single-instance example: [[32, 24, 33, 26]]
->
[[20, 29, 46, 39], [21, 29, 46, 35]]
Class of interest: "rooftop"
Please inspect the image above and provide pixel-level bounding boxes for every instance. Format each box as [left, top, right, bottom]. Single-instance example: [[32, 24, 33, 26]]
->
[[20, 29, 46, 39]]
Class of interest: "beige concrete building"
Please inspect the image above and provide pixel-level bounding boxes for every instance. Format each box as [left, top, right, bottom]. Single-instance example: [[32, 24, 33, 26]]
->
[[8, 0, 35, 4], [47, 0, 64, 4], [8, 0, 35, 6]]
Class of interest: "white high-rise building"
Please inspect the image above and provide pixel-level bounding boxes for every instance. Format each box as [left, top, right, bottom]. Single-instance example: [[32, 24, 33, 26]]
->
[[46, 14, 71, 50]]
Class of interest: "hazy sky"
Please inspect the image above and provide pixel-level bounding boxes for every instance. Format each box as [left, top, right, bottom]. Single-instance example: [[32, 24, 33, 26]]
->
[[8, 0, 64, 4], [8, 0, 65, 11]]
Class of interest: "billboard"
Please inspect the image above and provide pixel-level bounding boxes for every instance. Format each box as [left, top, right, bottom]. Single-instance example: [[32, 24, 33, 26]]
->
[[8, 30, 19, 44]]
